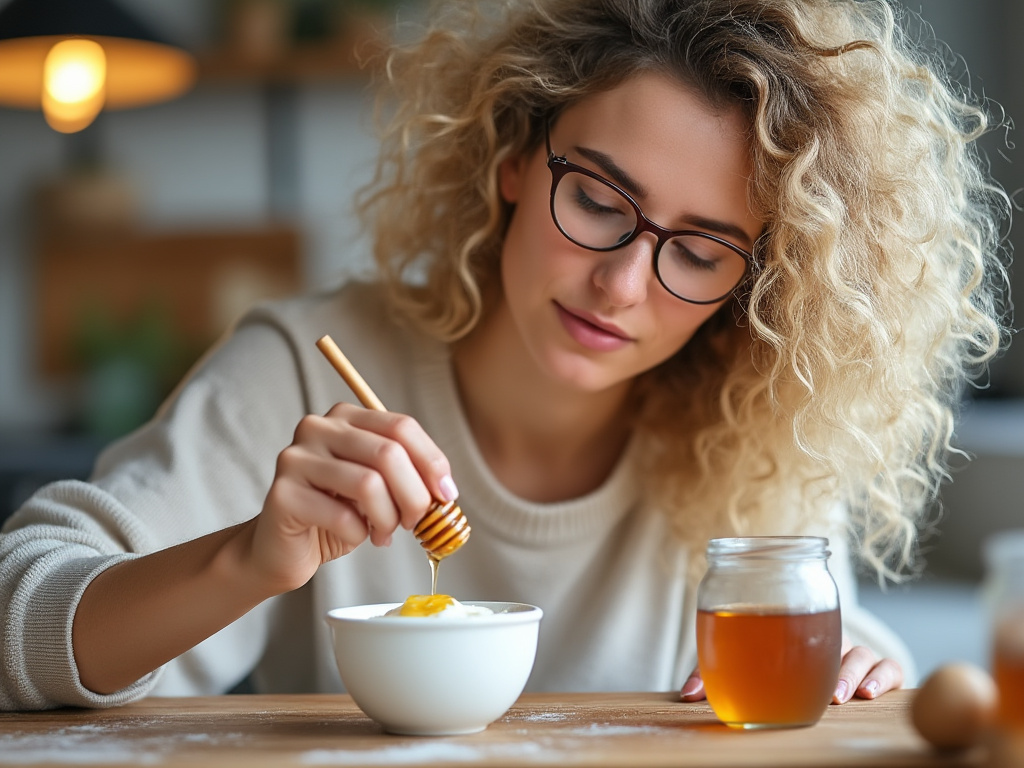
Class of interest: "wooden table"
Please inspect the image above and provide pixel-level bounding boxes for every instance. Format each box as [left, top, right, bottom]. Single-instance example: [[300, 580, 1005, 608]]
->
[[0, 690, 990, 767]]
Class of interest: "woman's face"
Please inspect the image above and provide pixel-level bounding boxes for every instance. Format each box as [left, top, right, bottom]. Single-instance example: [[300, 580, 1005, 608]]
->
[[497, 71, 762, 394]]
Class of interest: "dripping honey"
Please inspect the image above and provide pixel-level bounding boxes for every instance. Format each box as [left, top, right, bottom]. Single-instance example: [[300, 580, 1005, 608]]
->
[[697, 607, 841, 728], [428, 555, 440, 596]]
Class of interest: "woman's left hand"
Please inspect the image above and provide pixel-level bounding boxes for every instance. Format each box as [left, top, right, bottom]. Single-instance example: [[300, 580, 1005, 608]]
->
[[830, 640, 904, 703], [679, 641, 904, 704]]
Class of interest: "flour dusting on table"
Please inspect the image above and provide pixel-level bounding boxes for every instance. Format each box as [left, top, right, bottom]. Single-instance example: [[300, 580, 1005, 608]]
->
[[301, 741, 547, 765], [0, 722, 248, 765]]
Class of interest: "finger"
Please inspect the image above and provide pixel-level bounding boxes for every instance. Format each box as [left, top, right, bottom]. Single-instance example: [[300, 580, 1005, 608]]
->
[[319, 431, 428, 535], [313, 456, 397, 548], [275, 440, 399, 546], [854, 657, 904, 700], [384, 413, 458, 504], [338, 407, 458, 517], [680, 668, 705, 702], [291, 414, 413, 537], [834, 645, 878, 704], [265, 479, 370, 551], [293, 485, 371, 549]]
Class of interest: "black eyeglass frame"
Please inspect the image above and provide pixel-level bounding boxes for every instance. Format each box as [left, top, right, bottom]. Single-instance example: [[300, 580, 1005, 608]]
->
[[544, 124, 755, 305]]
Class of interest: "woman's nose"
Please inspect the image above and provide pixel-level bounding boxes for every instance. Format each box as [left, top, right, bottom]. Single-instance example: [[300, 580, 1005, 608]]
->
[[591, 234, 655, 306]]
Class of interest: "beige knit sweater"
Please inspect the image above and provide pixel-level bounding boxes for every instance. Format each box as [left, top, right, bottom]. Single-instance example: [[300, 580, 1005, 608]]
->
[[0, 281, 914, 710]]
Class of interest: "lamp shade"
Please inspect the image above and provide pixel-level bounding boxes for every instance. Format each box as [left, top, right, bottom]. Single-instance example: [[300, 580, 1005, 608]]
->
[[0, 0, 196, 129]]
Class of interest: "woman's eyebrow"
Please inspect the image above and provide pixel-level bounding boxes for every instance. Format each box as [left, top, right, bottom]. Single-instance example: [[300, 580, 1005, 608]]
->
[[575, 145, 647, 198], [683, 214, 755, 250], [575, 145, 755, 249]]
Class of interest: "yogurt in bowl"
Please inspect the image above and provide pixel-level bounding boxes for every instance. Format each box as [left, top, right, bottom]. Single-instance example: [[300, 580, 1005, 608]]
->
[[325, 600, 543, 735]]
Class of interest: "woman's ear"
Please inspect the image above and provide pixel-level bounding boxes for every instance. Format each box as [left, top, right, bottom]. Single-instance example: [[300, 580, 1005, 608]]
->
[[498, 154, 527, 204]]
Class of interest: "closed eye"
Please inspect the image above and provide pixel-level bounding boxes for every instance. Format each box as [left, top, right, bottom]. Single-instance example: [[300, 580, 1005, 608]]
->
[[570, 176, 631, 218], [667, 239, 723, 272]]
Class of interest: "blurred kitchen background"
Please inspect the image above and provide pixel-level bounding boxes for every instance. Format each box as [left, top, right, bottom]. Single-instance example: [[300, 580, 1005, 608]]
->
[[0, 0, 1021, 684]]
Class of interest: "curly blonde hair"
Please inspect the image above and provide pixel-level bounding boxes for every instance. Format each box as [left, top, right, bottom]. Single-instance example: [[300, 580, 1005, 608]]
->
[[358, 0, 1011, 581]]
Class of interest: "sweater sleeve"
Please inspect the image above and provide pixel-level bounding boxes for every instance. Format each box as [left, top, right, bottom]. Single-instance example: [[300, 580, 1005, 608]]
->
[[0, 484, 156, 710], [0, 309, 313, 710]]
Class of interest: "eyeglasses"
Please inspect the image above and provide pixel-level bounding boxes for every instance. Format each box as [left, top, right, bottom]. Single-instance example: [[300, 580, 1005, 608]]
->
[[545, 125, 754, 305]]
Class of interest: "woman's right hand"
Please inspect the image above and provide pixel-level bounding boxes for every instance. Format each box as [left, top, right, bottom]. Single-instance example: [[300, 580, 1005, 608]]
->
[[244, 402, 458, 596], [72, 402, 458, 696]]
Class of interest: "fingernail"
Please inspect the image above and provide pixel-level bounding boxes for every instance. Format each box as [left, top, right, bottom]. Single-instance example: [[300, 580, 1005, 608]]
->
[[834, 680, 849, 703], [384, 533, 393, 547], [439, 475, 459, 502], [861, 680, 879, 698], [680, 677, 703, 698]]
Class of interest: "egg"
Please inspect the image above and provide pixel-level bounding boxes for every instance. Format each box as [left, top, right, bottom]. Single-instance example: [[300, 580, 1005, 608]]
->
[[911, 662, 998, 751]]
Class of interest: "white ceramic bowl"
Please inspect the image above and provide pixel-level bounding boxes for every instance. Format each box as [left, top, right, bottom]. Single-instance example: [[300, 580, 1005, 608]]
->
[[325, 601, 543, 736]]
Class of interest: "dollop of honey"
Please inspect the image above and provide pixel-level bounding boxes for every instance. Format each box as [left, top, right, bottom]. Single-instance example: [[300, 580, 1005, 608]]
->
[[396, 594, 455, 617]]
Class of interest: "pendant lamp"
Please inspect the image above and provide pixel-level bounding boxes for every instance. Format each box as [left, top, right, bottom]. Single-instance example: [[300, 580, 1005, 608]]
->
[[0, 0, 197, 133]]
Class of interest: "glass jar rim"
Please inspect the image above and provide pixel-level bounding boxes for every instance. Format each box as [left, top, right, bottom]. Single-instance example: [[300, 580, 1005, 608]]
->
[[706, 536, 831, 561]]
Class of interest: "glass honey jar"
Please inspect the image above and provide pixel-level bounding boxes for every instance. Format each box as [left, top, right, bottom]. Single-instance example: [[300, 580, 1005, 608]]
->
[[696, 536, 842, 729]]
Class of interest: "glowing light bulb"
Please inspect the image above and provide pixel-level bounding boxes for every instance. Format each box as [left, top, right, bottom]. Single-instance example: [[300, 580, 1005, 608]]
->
[[42, 39, 107, 133]]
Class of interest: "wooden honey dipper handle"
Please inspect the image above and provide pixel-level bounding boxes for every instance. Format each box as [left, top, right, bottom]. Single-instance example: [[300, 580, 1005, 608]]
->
[[315, 335, 471, 560], [315, 335, 386, 412]]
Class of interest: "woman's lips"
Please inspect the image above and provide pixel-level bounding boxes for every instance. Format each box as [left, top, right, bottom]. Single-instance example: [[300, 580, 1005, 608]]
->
[[555, 303, 633, 352]]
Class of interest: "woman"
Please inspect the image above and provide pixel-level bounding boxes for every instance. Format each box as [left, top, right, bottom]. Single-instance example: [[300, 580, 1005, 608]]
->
[[0, 0, 1009, 709]]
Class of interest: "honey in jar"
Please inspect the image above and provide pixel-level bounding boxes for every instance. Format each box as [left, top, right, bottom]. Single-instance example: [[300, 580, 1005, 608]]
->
[[696, 537, 842, 729], [993, 639, 1024, 730]]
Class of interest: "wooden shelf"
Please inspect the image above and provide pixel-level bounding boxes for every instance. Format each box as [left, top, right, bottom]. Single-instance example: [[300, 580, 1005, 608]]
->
[[198, 4, 392, 86], [34, 224, 303, 378], [198, 38, 386, 85]]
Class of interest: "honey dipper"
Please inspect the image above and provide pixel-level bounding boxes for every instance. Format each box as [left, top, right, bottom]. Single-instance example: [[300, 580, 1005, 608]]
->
[[315, 334, 471, 561]]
